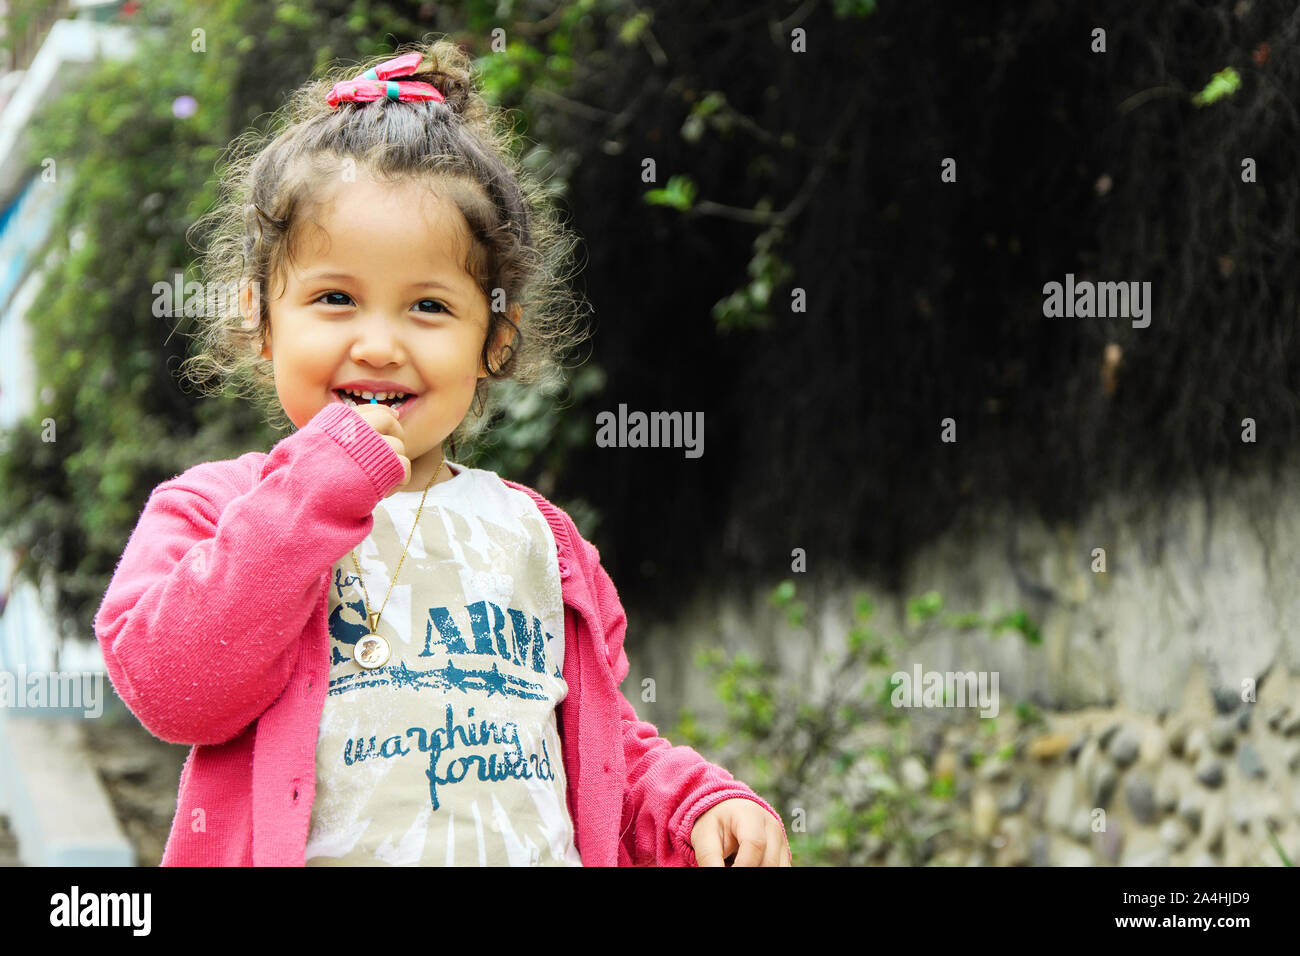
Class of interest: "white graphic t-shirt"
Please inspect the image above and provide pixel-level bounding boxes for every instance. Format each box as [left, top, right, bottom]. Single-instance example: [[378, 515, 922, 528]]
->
[[305, 460, 582, 866]]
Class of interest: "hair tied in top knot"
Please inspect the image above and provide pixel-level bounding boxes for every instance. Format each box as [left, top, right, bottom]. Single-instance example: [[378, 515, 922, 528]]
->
[[325, 51, 445, 108]]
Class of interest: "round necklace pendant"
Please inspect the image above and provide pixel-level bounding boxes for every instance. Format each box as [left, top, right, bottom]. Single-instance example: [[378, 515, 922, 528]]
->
[[355, 633, 391, 670]]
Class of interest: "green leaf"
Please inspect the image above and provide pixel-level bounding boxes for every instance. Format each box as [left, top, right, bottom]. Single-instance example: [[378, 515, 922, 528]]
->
[[1015, 700, 1044, 726], [770, 579, 796, 606], [847, 626, 869, 653], [853, 593, 875, 621], [907, 590, 943, 623], [618, 11, 652, 46], [943, 611, 984, 629], [1192, 66, 1242, 107], [786, 599, 807, 628], [643, 174, 696, 211], [831, 0, 879, 18], [1265, 824, 1293, 866], [995, 609, 1043, 645]]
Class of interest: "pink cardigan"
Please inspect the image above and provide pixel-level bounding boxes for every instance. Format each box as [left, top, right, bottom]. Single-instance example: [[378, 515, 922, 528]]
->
[[94, 401, 788, 866]]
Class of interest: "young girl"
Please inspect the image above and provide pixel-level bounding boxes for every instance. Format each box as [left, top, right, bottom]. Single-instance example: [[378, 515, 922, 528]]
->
[[94, 37, 790, 867]]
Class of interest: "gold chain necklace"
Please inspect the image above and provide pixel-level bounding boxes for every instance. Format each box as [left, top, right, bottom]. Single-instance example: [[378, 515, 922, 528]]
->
[[349, 456, 448, 670]]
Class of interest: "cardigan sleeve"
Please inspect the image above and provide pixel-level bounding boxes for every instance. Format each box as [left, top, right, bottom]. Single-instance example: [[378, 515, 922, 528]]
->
[[94, 402, 407, 747], [578, 535, 791, 867]]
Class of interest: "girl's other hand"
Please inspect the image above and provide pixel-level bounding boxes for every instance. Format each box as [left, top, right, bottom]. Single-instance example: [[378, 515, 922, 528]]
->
[[689, 798, 792, 867]]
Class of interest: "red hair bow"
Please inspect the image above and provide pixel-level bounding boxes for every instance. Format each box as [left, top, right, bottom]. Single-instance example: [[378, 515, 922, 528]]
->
[[326, 51, 445, 108]]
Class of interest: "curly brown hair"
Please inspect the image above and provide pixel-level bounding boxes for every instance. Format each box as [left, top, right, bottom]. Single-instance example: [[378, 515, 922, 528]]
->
[[179, 35, 592, 457]]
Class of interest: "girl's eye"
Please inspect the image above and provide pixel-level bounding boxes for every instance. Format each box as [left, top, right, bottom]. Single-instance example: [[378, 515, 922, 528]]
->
[[314, 292, 447, 315]]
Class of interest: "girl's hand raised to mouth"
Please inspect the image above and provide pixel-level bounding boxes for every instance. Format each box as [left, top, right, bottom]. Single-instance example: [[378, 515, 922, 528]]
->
[[348, 400, 411, 497]]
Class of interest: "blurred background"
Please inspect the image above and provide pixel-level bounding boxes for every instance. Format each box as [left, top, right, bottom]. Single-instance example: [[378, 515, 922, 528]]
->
[[1, 0, 1298, 867]]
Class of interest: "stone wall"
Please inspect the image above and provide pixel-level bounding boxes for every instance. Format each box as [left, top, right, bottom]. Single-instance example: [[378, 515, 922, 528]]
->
[[623, 465, 1300, 864], [900, 668, 1300, 866]]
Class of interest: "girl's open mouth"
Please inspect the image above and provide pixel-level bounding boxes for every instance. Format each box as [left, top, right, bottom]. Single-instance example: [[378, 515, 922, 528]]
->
[[332, 388, 421, 420]]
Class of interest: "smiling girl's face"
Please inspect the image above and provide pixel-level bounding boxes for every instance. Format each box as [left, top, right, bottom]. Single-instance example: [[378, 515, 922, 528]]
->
[[249, 172, 513, 489]]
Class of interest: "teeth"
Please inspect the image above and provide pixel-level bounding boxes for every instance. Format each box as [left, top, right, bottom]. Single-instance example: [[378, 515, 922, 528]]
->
[[337, 388, 410, 403]]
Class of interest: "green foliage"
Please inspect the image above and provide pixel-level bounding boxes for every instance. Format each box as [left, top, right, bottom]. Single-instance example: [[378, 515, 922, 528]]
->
[[906, 590, 943, 623], [831, 0, 879, 18], [2, 0, 62, 65], [643, 173, 696, 211], [1015, 699, 1045, 727], [907, 590, 1041, 644], [680, 91, 726, 143], [462, 366, 605, 474], [617, 9, 653, 46], [475, 36, 550, 109], [711, 226, 795, 332], [637, 72, 804, 334], [1192, 66, 1241, 107], [1265, 823, 1293, 867], [766, 578, 807, 628], [676, 579, 1041, 865], [991, 608, 1043, 644]]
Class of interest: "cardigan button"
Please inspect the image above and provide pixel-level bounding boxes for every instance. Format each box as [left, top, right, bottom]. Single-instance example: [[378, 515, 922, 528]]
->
[[557, 556, 571, 578]]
